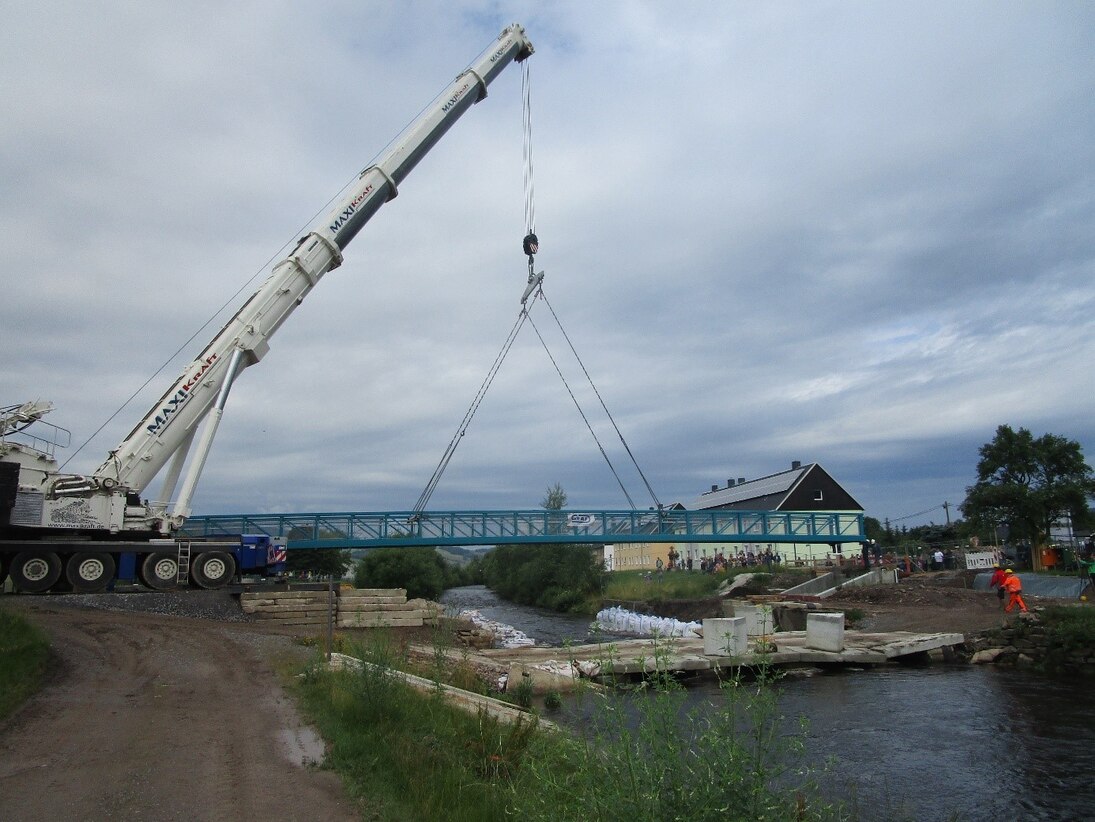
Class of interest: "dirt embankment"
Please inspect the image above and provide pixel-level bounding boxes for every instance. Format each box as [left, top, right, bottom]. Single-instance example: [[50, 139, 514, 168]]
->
[[607, 571, 1014, 636], [0, 595, 360, 822], [823, 571, 1012, 634]]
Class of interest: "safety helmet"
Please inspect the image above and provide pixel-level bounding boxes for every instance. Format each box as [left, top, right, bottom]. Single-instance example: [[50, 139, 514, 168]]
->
[[1005, 568, 1014, 574]]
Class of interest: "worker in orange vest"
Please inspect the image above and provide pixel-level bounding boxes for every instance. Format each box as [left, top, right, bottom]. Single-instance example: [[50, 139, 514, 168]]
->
[[1002, 569, 1028, 614]]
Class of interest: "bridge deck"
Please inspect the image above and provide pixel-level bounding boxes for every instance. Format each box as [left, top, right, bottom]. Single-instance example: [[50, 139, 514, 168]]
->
[[183, 509, 865, 549]]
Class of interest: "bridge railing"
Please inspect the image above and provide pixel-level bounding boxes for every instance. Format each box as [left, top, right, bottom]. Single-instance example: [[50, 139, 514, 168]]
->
[[181, 509, 865, 549]]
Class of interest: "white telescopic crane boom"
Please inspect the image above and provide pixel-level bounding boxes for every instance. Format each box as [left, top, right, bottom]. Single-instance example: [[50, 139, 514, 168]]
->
[[91, 25, 533, 523]]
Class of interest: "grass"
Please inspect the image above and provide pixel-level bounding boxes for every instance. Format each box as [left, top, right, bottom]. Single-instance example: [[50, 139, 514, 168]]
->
[[290, 628, 851, 821], [604, 568, 790, 602], [0, 607, 50, 721], [292, 633, 542, 821]]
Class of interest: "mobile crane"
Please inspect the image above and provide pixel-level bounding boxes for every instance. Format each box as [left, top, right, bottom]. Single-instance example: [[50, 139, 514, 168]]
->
[[0, 25, 534, 594]]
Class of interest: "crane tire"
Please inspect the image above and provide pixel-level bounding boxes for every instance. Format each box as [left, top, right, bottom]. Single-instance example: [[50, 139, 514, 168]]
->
[[140, 552, 180, 591], [66, 552, 116, 594], [190, 551, 235, 590], [10, 550, 63, 593]]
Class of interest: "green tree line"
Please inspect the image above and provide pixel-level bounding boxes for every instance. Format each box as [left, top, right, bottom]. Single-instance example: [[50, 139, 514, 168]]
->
[[477, 543, 605, 612]]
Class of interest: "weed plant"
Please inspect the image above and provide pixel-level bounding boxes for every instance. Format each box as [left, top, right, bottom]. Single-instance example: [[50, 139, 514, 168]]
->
[[0, 607, 50, 720], [293, 628, 849, 821], [510, 635, 846, 822], [295, 631, 539, 821]]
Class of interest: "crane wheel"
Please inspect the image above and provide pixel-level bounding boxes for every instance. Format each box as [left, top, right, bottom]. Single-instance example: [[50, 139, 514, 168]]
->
[[10, 550, 63, 593], [66, 552, 116, 594], [190, 551, 236, 589], [140, 552, 179, 591]]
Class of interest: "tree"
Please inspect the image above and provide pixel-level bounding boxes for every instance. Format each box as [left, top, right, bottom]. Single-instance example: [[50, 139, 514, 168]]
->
[[354, 547, 446, 600], [541, 482, 567, 510], [961, 425, 1095, 568], [542, 482, 567, 535]]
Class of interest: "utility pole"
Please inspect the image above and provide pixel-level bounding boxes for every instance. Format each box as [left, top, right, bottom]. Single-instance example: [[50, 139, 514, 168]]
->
[[943, 501, 951, 526]]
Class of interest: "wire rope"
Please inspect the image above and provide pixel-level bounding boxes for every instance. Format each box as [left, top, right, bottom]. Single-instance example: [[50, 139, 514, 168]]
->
[[539, 292, 663, 510], [522, 60, 536, 239], [411, 309, 529, 515], [888, 504, 946, 524], [525, 310, 637, 509]]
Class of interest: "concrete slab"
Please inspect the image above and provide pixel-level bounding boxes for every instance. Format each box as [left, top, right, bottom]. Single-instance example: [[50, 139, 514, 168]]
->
[[478, 628, 965, 679]]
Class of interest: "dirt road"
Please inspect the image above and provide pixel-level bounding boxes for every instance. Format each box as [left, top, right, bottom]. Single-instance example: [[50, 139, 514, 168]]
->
[[826, 572, 1020, 634], [0, 599, 358, 821]]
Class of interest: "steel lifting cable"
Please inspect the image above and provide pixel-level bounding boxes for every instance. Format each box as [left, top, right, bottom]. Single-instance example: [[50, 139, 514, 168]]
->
[[521, 60, 537, 274], [524, 309, 638, 510], [411, 310, 529, 515], [413, 65, 541, 515], [413, 59, 660, 514], [539, 292, 663, 511], [516, 60, 642, 508]]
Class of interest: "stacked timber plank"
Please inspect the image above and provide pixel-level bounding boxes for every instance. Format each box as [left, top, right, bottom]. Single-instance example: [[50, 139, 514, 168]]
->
[[240, 590, 332, 626], [337, 588, 425, 629]]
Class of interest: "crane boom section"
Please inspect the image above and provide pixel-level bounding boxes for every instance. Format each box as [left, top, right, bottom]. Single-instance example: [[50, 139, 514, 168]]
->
[[97, 25, 533, 496]]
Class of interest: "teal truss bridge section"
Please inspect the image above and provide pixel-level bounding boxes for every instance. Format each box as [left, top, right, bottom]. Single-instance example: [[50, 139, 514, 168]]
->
[[182, 509, 865, 550]]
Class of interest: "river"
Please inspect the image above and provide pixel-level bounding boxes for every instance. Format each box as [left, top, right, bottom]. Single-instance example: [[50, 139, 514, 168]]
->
[[440, 586, 1095, 821]]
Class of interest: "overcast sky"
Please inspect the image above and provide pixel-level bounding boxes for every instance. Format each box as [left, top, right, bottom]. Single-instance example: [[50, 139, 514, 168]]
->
[[4, 1, 1093, 529]]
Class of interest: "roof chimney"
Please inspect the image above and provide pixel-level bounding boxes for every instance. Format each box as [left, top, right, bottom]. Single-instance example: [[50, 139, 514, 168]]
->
[[711, 484, 718, 492], [727, 479, 735, 487], [737, 477, 746, 484], [792, 460, 802, 470]]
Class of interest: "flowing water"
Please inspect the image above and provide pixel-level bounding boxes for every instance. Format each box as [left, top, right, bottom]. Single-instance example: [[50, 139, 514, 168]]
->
[[440, 586, 1095, 821]]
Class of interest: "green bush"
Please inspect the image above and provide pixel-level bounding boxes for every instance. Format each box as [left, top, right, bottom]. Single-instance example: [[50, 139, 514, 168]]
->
[[1038, 605, 1095, 673], [353, 547, 470, 600], [479, 543, 606, 612]]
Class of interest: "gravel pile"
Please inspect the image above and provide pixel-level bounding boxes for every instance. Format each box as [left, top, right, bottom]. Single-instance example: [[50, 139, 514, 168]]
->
[[38, 589, 256, 622]]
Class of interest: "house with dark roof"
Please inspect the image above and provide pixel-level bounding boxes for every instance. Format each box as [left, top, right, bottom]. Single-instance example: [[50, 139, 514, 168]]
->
[[610, 461, 864, 570], [689, 461, 863, 515], [685, 460, 864, 563]]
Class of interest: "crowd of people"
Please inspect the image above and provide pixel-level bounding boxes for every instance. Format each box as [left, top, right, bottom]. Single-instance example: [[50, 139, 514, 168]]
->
[[655, 546, 784, 574]]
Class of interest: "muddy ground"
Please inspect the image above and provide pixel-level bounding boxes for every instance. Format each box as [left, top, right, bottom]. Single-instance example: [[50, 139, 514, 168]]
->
[[0, 596, 360, 822], [824, 570, 1014, 634]]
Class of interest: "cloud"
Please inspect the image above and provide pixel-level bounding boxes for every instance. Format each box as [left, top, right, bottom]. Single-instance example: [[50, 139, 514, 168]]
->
[[3, 2, 1094, 529]]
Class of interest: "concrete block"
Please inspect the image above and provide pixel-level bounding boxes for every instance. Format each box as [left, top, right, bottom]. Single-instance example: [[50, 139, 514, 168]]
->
[[336, 612, 424, 628], [730, 603, 775, 636], [341, 588, 406, 599], [336, 601, 417, 612], [805, 612, 845, 652], [702, 617, 747, 657]]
